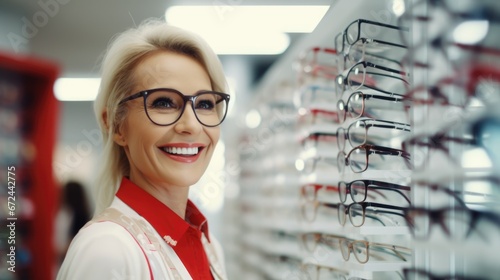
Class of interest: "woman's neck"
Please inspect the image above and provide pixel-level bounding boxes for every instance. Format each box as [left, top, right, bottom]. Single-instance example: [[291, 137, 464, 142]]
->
[[128, 174, 189, 219]]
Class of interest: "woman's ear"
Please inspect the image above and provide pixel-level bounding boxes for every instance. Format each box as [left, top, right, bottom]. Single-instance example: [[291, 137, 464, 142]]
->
[[103, 109, 127, 146], [102, 110, 109, 131], [113, 130, 127, 147]]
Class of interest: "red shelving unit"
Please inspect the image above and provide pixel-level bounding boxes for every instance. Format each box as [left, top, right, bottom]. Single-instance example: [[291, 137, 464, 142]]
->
[[0, 51, 60, 280]]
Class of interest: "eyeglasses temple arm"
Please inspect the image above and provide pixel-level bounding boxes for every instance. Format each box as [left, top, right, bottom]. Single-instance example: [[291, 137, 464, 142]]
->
[[369, 145, 411, 160], [364, 123, 411, 132], [368, 186, 412, 205], [364, 93, 404, 101]]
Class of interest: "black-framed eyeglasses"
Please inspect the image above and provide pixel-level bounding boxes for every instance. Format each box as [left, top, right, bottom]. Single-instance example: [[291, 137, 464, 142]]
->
[[300, 200, 399, 226], [118, 88, 230, 127], [401, 126, 478, 170], [335, 60, 410, 97], [403, 267, 488, 280], [403, 206, 500, 241], [337, 91, 405, 123], [335, 19, 409, 55], [338, 39, 406, 74], [337, 119, 411, 152], [413, 176, 500, 208], [338, 144, 412, 173], [339, 179, 411, 205], [338, 202, 408, 227]]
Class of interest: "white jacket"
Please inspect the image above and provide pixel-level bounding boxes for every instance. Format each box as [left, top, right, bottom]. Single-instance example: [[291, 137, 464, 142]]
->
[[57, 198, 227, 280]]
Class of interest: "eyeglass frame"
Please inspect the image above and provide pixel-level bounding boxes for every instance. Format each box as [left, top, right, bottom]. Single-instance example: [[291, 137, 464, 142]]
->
[[338, 143, 412, 173], [403, 63, 500, 110], [118, 88, 231, 127], [338, 179, 411, 205], [337, 91, 405, 123], [297, 108, 341, 126], [402, 206, 500, 241], [300, 183, 339, 202], [338, 202, 408, 227], [338, 238, 411, 264], [401, 126, 477, 170], [337, 119, 411, 152], [402, 267, 488, 280], [338, 38, 407, 74], [335, 19, 409, 55], [300, 200, 394, 226], [336, 60, 410, 96], [301, 232, 410, 264], [301, 131, 339, 149]]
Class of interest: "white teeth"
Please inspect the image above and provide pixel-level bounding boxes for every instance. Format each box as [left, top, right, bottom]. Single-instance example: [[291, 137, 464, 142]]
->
[[163, 147, 199, 155]]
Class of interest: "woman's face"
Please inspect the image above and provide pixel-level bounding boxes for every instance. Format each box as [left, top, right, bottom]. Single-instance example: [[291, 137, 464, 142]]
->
[[114, 51, 220, 189]]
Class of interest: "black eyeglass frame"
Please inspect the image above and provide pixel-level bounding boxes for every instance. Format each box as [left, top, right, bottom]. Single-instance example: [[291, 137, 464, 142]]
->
[[338, 179, 412, 204], [337, 119, 411, 152], [118, 88, 231, 127], [337, 91, 405, 123], [335, 19, 409, 55], [336, 60, 410, 96], [338, 143, 412, 173]]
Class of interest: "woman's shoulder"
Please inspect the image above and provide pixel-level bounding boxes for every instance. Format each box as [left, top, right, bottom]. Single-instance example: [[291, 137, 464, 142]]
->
[[56, 215, 150, 279]]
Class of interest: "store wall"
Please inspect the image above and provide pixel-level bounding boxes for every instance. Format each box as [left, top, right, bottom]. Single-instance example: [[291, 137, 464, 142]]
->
[[0, 5, 29, 53]]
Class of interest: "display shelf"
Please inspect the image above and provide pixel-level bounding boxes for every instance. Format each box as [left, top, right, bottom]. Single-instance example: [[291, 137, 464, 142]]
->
[[301, 221, 410, 236], [241, 234, 302, 260], [228, 0, 500, 279], [242, 214, 301, 233], [307, 252, 410, 273]]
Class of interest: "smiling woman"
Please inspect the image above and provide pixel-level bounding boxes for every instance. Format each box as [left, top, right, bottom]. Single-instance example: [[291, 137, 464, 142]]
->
[[56, 18, 230, 280]]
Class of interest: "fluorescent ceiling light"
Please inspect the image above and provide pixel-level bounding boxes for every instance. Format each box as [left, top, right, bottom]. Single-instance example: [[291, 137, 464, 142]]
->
[[453, 20, 489, 45], [165, 5, 329, 55], [54, 78, 100, 101]]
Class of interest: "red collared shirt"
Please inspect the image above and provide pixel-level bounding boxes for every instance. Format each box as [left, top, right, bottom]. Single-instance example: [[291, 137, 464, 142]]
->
[[116, 177, 213, 280]]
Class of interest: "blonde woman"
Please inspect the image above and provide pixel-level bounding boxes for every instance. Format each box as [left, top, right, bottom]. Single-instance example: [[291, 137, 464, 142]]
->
[[57, 19, 230, 280]]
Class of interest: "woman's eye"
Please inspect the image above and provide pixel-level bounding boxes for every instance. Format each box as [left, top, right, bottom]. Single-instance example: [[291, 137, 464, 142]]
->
[[196, 99, 215, 110], [151, 98, 176, 108]]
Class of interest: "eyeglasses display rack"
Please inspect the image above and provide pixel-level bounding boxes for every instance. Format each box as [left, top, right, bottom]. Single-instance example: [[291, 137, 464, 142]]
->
[[223, 0, 500, 279], [0, 51, 60, 280]]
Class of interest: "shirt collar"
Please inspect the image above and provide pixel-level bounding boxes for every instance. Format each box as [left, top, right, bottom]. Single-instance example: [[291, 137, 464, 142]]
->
[[116, 177, 210, 245]]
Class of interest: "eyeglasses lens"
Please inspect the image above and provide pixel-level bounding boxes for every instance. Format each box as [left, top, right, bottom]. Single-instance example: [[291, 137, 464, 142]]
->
[[349, 203, 365, 226], [145, 90, 227, 126]]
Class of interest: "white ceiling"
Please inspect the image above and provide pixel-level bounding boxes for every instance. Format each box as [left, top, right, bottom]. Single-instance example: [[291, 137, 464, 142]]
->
[[2, 0, 332, 83]]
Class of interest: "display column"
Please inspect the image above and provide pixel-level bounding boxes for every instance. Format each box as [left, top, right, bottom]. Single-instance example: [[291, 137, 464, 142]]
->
[[0, 51, 60, 280]]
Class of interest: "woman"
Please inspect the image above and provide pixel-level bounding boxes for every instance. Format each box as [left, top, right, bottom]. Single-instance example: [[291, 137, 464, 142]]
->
[[57, 19, 230, 280]]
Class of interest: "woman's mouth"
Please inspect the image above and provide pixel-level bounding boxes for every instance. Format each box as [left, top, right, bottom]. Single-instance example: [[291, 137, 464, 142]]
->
[[159, 144, 205, 163], [162, 146, 200, 156]]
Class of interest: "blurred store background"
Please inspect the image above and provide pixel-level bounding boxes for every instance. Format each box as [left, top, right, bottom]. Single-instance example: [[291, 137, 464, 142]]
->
[[4, 0, 500, 279]]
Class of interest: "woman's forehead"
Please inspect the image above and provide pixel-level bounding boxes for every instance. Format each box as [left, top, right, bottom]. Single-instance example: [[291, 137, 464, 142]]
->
[[131, 51, 210, 91]]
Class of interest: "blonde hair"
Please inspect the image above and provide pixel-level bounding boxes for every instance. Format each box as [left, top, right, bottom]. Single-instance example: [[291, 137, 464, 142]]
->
[[93, 19, 228, 215]]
